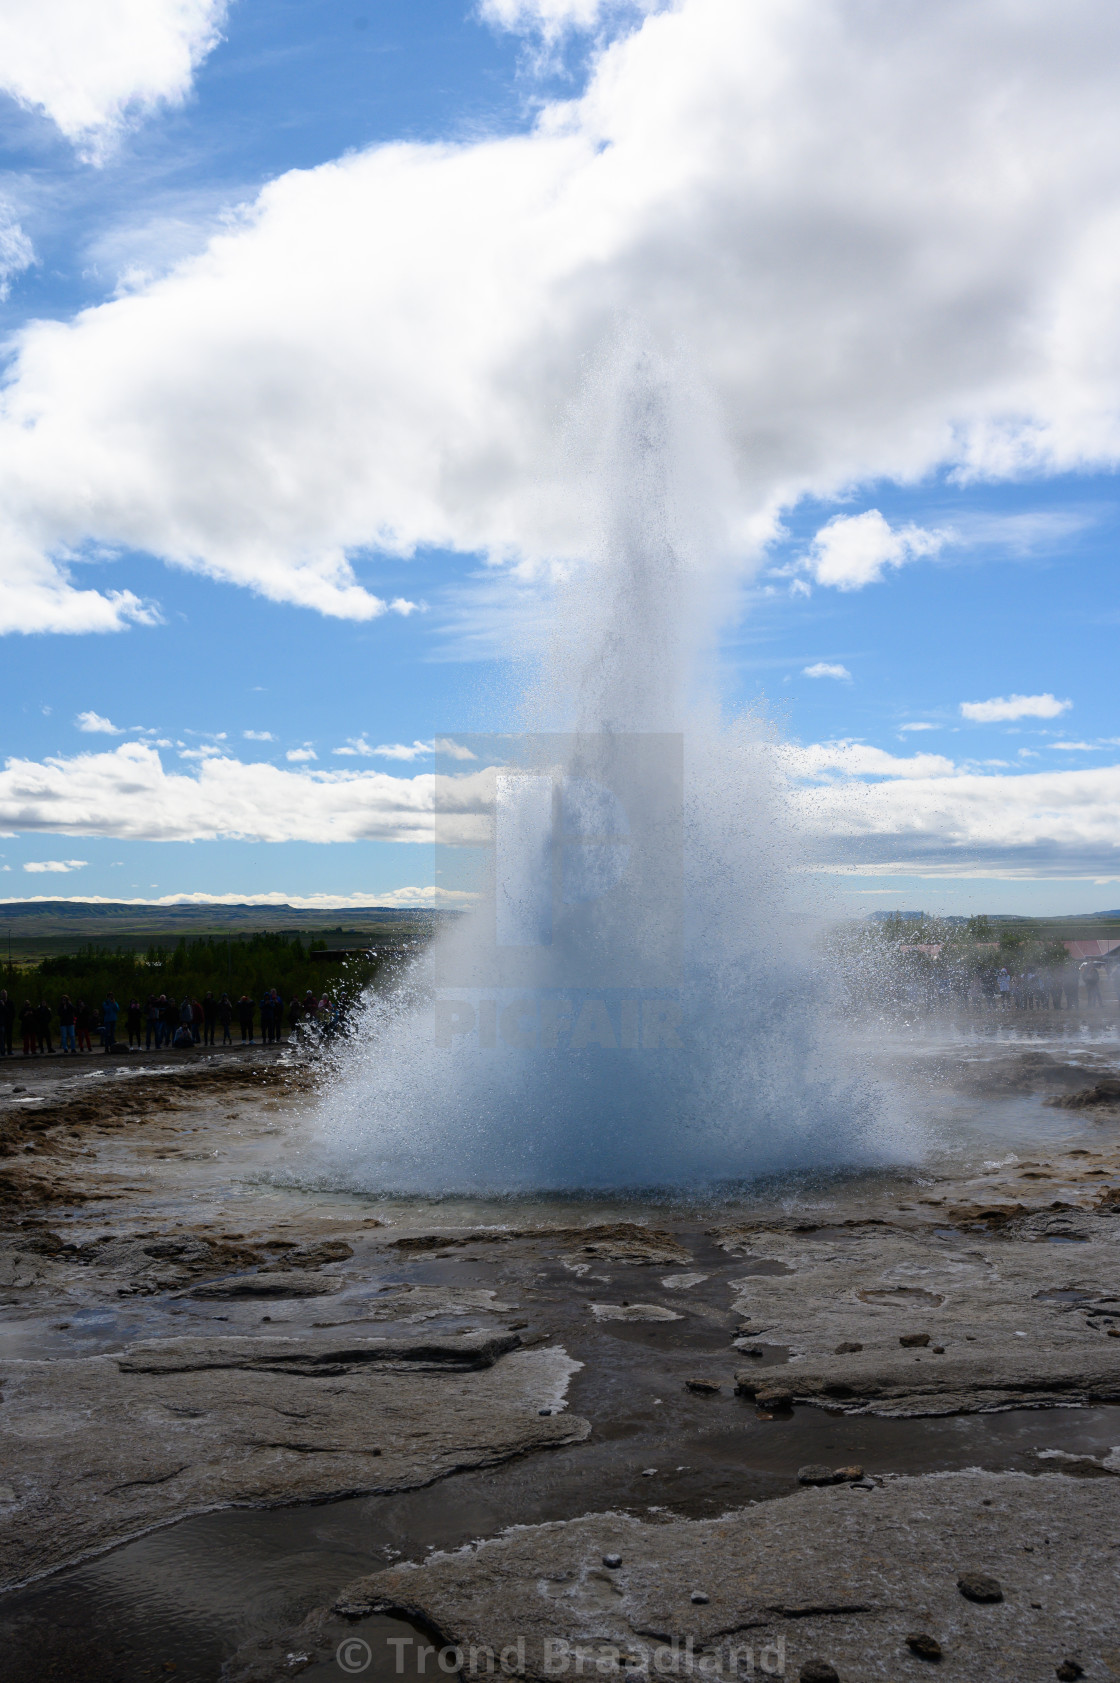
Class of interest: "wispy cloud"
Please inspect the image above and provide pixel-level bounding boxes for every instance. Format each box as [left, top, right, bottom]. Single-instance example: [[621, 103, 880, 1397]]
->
[[243, 730, 273, 741], [333, 739, 433, 761], [24, 859, 87, 873], [960, 693, 1071, 723], [802, 662, 851, 681], [434, 738, 479, 762]]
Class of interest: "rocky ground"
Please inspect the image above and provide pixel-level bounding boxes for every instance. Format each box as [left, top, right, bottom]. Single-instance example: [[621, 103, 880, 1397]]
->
[[0, 1037, 1118, 1680]]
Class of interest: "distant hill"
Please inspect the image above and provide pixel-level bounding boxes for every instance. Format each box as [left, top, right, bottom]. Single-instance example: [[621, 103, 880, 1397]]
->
[[0, 900, 449, 959]]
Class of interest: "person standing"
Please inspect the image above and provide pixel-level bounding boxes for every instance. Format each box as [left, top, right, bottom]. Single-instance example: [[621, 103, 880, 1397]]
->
[[258, 989, 273, 1045], [101, 993, 119, 1052], [158, 993, 174, 1048], [190, 997, 204, 1045], [35, 999, 53, 1054], [0, 989, 13, 1057], [218, 992, 233, 1045], [20, 1000, 35, 1056], [58, 995, 76, 1054], [288, 994, 303, 1037], [1084, 962, 1103, 1008], [237, 993, 254, 1043], [145, 994, 160, 1050], [126, 998, 142, 1048], [76, 999, 93, 1053], [202, 991, 217, 1046]]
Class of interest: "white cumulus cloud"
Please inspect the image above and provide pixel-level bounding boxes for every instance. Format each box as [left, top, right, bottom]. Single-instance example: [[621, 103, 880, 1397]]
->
[[781, 738, 1120, 877], [0, 742, 495, 845], [75, 710, 121, 734], [802, 662, 851, 681], [798, 511, 948, 592], [0, 0, 227, 156], [285, 747, 317, 763], [800, 762, 1120, 878], [960, 693, 1071, 723], [23, 858, 87, 873], [242, 729, 274, 741], [4, 2, 1120, 631]]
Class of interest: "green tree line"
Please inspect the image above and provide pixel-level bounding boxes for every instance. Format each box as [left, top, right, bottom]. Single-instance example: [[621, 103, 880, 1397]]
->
[[1, 932, 388, 1014]]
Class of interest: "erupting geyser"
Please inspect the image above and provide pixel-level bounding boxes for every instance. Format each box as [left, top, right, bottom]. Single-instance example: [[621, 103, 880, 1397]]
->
[[303, 362, 893, 1195]]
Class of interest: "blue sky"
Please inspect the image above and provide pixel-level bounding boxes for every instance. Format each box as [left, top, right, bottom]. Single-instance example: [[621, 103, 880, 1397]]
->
[[1, 0, 1120, 916]]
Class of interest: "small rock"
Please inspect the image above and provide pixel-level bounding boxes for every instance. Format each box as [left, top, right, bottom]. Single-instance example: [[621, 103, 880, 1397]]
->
[[508, 1321, 528, 1331], [690, 1591, 709, 1604], [602, 1553, 622, 1569], [900, 1332, 931, 1348], [906, 1633, 942, 1660], [685, 1379, 721, 1395], [798, 1464, 844, 1486], [1056, 1663, 1085, 1681], [932, 1345, 945, 1354], [755, 1387, 792, 1411], [538, 1408, 552, 1416], [835, 1464, 864, 1481], [957, 1572, 1003, 1603], [641, 1467, 658, 1476], [834, 1341, 863, 1353], [799, 1663, 839, 1683], [740, 1345, 766, 1358]]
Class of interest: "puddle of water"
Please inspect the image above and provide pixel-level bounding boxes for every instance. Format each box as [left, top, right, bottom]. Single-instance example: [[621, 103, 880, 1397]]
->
[[3, 1401, 1118, 1682]]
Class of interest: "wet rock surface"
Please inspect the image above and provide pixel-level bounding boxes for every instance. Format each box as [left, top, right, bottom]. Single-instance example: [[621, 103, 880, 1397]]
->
[[718, 1213, 1120, 1415], [0, 1040, 1119, 1678], [228, 1472, 1120, 1683], [0, 1331, 586, 1589]]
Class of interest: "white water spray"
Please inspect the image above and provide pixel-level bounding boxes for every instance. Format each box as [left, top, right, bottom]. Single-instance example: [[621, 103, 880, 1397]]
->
[[301, 356, 901, 1196]]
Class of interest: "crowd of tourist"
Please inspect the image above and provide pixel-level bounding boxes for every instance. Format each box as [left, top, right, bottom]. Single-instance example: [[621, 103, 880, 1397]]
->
[[0, 987, 343, 1057], [979, 959, 1118, 1009]]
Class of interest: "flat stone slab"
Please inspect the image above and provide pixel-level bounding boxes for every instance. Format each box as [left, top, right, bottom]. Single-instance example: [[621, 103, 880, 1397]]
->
[[180, 1270, 346, 1298], [229, 1472, 1120, 1682], [735, 1343, 1120, 1416], [0, 1332, 586, 1590], [718, 1218, 1120, 1415]]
